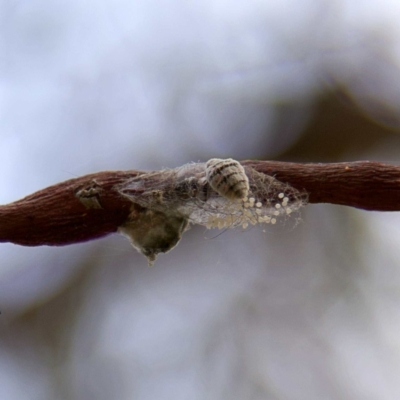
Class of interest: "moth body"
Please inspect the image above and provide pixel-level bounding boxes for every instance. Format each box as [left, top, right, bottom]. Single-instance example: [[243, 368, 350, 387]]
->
[[205, 158, 249, 200]]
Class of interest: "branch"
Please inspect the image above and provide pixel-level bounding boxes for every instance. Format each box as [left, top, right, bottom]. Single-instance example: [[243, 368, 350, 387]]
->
[[242, 160, 400, 211], [0, 160, 399, 248], [0, 171, 138, 246]]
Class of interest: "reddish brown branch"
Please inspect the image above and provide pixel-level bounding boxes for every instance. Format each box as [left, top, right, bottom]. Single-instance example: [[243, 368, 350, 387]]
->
[[0, 160, 399, 247], [243, 160, 400, 211], [0, 171, 139, 246]]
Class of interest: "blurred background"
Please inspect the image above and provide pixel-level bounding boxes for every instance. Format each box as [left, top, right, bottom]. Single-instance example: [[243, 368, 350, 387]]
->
[[2, 0, 400, 399]]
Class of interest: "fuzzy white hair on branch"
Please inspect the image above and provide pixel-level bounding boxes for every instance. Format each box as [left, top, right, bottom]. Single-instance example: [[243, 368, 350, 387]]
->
[[118, 158, 308, 265]]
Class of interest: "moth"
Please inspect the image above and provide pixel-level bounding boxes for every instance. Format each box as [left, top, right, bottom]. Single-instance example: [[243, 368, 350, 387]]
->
[[205, 158, 249, 200], [118, 158, 307, 264]]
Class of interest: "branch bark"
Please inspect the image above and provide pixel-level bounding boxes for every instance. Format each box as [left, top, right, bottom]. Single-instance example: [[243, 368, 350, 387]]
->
[[242, 160, 400, 211], [1, 160, 399, 247]]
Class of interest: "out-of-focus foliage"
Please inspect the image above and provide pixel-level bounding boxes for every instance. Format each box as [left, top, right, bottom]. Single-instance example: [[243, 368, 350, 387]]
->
[[2, 0, 400, 399]]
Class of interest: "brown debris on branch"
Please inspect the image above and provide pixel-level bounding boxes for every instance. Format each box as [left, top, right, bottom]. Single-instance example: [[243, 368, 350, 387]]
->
[[0, 160, 399, 248]]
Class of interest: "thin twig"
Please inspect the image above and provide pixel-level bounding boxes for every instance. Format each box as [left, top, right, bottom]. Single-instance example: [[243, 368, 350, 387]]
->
[[0, 160, 399, 247]]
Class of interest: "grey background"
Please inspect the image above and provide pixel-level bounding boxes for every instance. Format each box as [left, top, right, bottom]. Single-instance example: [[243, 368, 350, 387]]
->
[[2, 1, 400, 399]]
